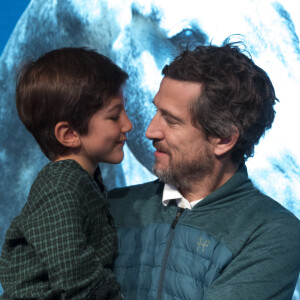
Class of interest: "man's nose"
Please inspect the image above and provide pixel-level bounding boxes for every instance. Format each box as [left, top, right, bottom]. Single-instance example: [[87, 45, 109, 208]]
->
[[145, 113, 164, 140]]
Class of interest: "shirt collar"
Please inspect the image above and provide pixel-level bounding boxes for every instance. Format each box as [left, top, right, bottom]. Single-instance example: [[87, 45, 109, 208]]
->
[[162, 183, 203, 210]]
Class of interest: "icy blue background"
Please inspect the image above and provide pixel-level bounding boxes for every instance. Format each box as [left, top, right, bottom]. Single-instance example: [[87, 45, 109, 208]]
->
[[0, 0, 299, 297]]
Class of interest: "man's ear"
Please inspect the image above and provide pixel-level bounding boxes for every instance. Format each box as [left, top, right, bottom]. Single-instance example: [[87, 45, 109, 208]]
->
[[212, 128, 239, 157], [54, 121, 81, 148]]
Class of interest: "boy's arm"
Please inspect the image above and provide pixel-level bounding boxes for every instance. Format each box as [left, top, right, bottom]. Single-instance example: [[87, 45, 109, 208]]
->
[[22, 189, 121, 299]]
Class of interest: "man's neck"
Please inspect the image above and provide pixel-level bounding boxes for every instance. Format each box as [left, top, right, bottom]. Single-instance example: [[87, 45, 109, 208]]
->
[[179, 160, 239, 202]]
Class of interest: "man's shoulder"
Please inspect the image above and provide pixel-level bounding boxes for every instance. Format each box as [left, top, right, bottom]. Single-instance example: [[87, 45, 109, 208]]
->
[[108, 180, 166, 227], [108, 179, 163, 201], [236, 190, 300, 248], [246, 190, 300, 225]]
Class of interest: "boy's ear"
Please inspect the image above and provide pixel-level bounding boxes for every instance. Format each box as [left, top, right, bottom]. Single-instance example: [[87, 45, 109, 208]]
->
[[54, 121, 81, 148], [211, 128, 239, 157]]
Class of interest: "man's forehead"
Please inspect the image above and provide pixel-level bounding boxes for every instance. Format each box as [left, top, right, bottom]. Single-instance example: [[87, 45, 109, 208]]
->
[[153, 78, 202, 113], [159, 77, 202, 97]]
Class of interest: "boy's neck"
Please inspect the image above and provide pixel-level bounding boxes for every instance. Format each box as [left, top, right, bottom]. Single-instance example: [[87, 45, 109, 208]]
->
[[54, 154, 97, 176]]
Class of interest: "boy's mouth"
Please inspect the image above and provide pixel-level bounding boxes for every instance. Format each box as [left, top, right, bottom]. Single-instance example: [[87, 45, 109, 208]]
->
[[117, 138, 127, 145]]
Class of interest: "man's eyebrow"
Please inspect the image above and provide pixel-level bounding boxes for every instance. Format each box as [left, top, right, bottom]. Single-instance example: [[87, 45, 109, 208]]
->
[[160, 108, 185, 124], [152, 100, 185, 124]]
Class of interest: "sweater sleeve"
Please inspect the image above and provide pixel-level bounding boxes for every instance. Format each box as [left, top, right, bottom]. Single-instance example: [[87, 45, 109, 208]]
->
[[21, 188, 120, 299], [203, 214, 300, 300]]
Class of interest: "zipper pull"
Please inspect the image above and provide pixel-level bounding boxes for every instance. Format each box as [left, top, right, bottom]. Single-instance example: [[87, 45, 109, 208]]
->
[[171, 208, 185, 229]]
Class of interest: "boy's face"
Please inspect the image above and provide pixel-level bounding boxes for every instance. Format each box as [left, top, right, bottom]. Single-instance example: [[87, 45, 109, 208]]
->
[[79, 86, 133, 166]]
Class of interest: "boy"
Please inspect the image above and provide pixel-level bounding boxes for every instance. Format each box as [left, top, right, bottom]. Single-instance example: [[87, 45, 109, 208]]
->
[[0, 47, 132, 299]]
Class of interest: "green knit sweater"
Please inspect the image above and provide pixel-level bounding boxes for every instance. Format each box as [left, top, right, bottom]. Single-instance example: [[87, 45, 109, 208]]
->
[[0, 159, 120, 299]]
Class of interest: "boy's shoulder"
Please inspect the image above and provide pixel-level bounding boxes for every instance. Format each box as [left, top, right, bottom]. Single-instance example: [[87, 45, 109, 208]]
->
[[29, 159, 98, 203], [22, 160, 103, 216], [37, 159, 91, 187]]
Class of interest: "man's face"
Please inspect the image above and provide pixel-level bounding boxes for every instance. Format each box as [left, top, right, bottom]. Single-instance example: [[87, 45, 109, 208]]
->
[[146, 77, 216, 189]]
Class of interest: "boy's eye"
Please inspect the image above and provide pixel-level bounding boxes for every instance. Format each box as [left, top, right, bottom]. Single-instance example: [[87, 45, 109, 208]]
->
[[110, 115, 120, 121]]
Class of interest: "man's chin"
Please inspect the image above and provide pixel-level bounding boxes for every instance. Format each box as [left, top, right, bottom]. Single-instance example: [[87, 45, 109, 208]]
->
[[153, 165, 164, 177], [153, 164, 192, 190], [153, 166, 172, 183]]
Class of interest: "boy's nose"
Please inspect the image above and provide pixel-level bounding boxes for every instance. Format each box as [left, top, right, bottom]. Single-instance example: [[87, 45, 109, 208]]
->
[[123, 113, 133, 133]]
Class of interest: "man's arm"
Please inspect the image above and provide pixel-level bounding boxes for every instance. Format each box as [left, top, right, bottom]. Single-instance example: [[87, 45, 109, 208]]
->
[[204, 215, 300, 300]]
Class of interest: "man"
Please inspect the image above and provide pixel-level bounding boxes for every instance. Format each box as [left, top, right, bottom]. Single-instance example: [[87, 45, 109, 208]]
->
[[109, 39, 300, 299], [109, 40, 300, 299]]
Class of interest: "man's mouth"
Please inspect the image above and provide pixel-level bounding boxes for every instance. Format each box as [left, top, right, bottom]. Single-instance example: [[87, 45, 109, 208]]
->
[[153, 141, 169, 156]]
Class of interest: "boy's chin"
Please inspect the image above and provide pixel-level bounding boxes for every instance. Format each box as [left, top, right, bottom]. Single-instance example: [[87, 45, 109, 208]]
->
[[103, 154, 124, 165]]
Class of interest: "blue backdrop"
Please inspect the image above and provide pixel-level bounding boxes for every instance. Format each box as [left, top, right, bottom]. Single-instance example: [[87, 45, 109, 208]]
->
[[0, 0, 299, 297], [0, 0, 30, 54]]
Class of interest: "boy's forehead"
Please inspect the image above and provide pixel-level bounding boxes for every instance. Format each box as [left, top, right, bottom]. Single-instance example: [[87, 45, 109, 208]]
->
[[104, 93, 125, 110]]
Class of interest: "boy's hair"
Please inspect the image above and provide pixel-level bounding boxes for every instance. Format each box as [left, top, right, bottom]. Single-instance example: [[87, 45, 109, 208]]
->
[[16, 47, 128, 160], [162, 38, 278, 164]]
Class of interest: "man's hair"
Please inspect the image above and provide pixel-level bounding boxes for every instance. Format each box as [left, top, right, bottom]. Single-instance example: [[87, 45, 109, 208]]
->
[[162, 38, 278, 164], [16, 47, 128, 160]]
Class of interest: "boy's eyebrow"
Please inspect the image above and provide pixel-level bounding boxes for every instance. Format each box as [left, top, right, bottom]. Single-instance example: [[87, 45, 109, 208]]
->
[[107, 103, 123, 113]]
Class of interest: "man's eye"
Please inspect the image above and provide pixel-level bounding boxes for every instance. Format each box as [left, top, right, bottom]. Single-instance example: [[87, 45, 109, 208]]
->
[[165, 116, 178, 125]]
